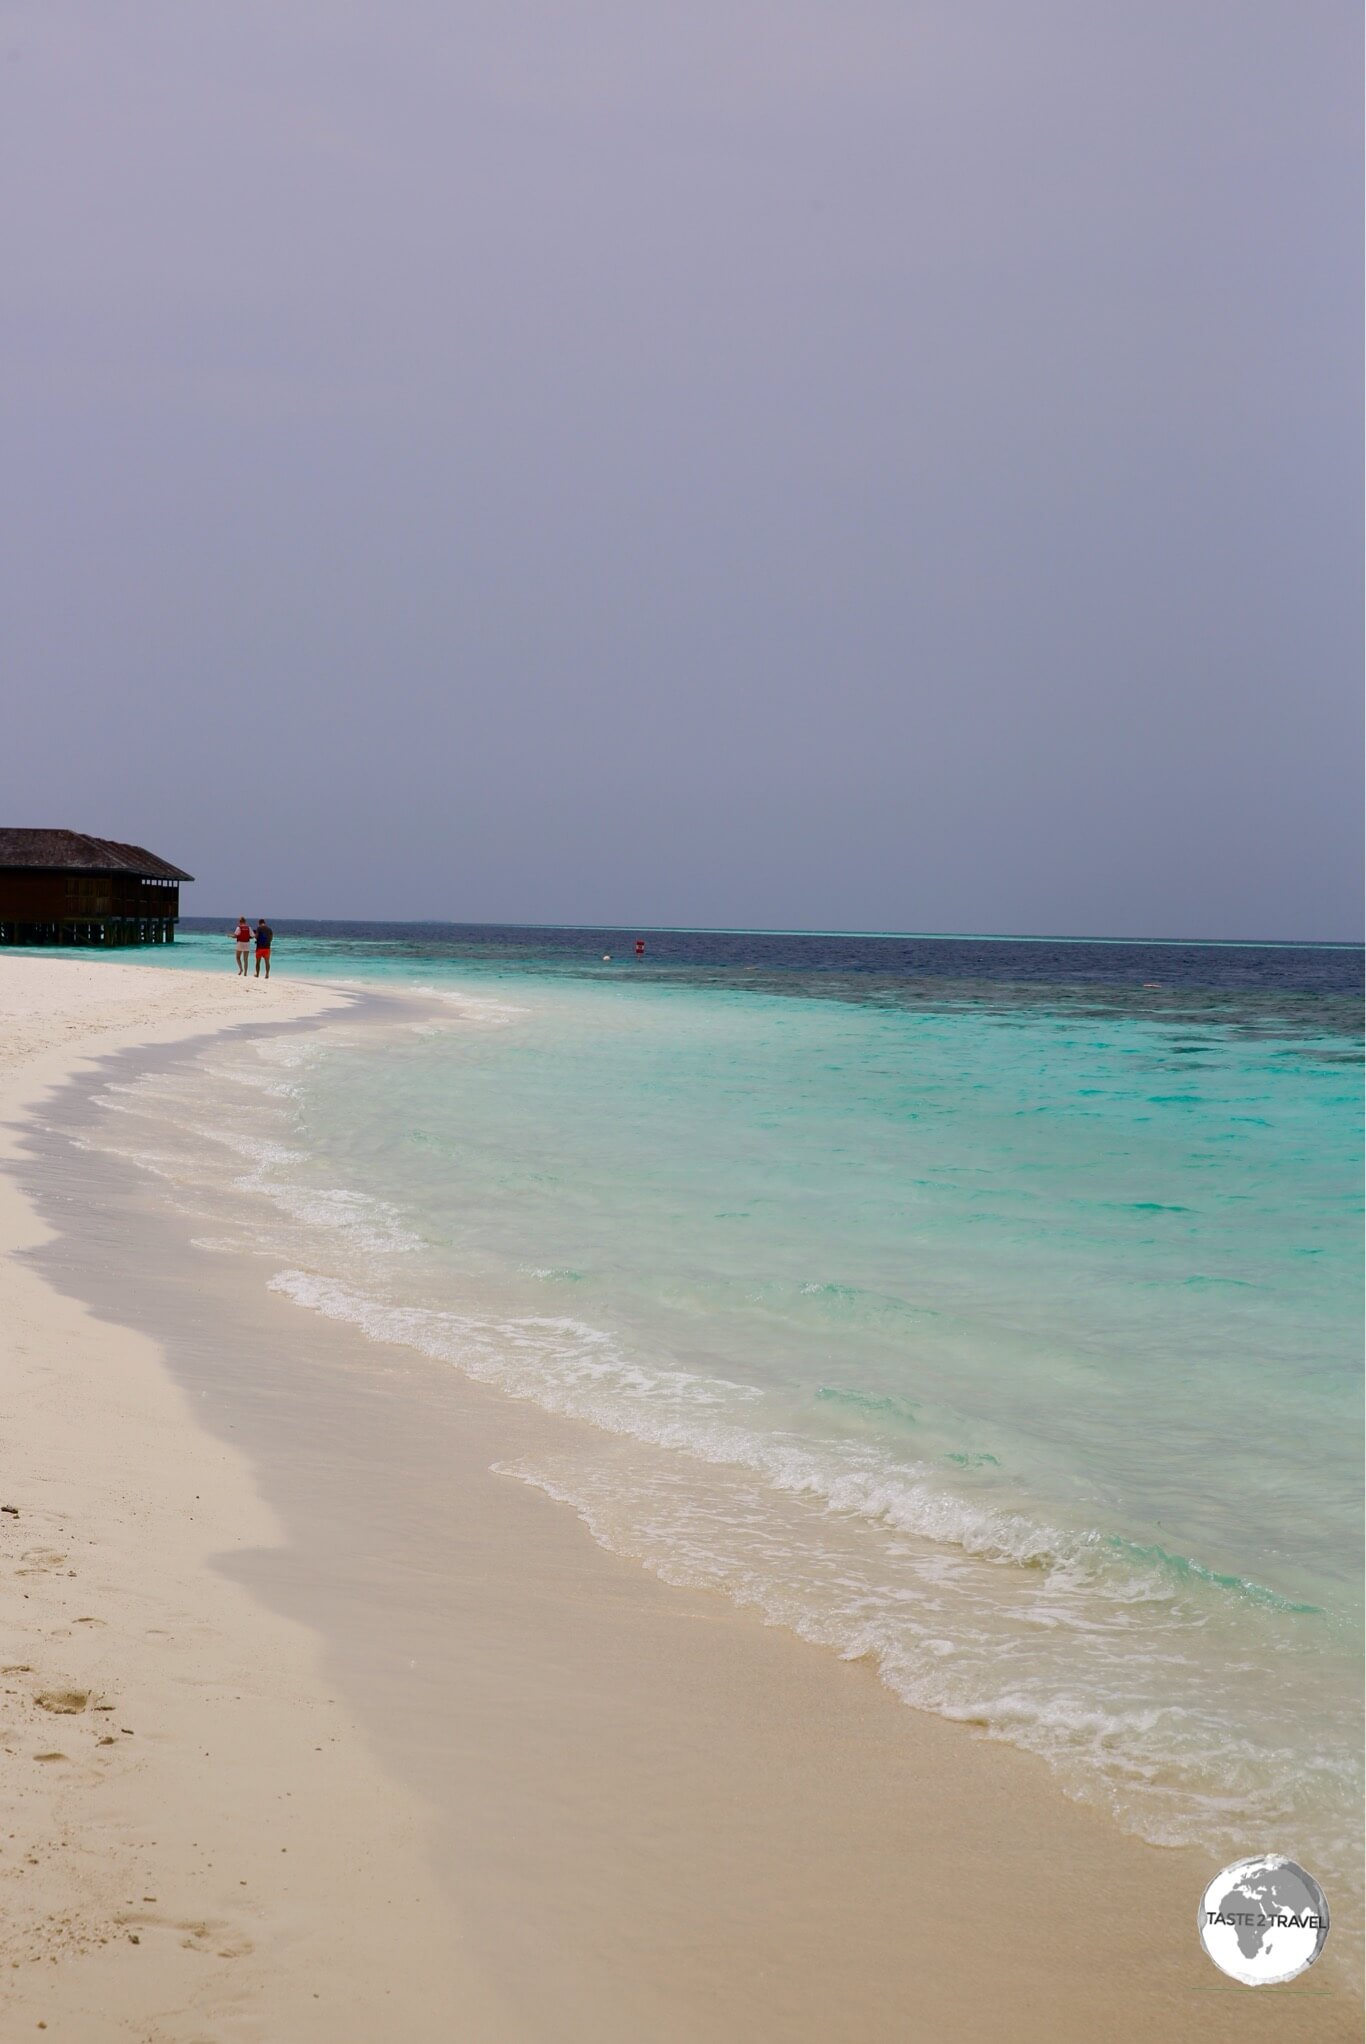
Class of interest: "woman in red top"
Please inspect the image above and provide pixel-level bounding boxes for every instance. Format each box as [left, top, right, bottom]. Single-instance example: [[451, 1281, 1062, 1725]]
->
[[232, 918, 252, 975]]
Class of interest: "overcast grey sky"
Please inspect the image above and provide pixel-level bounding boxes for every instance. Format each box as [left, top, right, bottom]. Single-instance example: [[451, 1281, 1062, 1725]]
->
[[2, 2, 1360, 938]]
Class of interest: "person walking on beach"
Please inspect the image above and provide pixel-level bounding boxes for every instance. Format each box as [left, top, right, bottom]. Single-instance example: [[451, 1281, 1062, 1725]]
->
[[254, 918, 274, 979], [232, 917, 252, 974]]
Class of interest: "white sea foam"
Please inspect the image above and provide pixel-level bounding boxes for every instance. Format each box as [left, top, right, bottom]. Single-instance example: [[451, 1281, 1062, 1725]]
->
[[405, 983, 530, 1024], [75, 1142, 192, 1183], [247, 1187, 418, 1256], [170, 1128, 306, 1166], [269, 1270, 762, 1414], [489, 1448, 1362, 1921], [260, 1272, 1311, 1611], [259, 1260, 1363, 1933]]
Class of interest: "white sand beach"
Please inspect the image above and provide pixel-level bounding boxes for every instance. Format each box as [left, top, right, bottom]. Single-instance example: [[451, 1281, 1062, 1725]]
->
[[0, 955, 1358, 2041], [0, 960, 512, 2041]]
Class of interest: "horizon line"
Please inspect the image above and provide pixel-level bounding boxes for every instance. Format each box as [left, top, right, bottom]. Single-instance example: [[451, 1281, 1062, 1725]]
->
[[177, 915, 1364, 952]]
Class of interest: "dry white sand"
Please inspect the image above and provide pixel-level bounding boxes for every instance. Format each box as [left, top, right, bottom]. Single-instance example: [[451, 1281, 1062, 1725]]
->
[[0, 957, 513, 2041], [0, 953, 1357, 2040]]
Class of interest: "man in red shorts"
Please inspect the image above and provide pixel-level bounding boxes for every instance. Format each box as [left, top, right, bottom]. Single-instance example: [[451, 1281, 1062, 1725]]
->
[[254, 918, 274, 979]]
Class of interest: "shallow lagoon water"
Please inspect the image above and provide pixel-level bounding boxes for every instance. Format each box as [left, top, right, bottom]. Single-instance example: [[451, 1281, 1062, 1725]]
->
[[89, 924, 1363, 1915]]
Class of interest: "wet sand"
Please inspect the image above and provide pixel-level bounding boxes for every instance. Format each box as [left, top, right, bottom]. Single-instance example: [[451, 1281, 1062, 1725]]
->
[[1, 956, 1358, 2038]]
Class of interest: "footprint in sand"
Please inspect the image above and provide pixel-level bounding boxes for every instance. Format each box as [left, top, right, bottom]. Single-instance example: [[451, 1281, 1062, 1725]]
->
[[31, 1746, 104, 1787], [185, 1927, 255, 1960], [119, 1911, 254, 1961], [34, 1689, 91, 1715], [17, 1549, 68, 1574]]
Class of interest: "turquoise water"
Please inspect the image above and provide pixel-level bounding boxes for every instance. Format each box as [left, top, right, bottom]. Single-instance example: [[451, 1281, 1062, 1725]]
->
[[82, 927, 1363, 1914]]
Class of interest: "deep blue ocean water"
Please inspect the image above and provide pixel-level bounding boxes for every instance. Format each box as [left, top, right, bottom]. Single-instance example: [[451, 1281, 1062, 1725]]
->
[[81, 922, 1364, 1911]]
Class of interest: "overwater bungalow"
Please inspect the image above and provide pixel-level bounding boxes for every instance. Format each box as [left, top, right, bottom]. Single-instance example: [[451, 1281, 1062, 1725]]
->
[[0, 829, 191, 947]]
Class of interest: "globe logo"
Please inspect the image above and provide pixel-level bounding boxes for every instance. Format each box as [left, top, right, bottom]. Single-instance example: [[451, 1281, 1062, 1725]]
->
[[1198, 1856, 1329, 1985]]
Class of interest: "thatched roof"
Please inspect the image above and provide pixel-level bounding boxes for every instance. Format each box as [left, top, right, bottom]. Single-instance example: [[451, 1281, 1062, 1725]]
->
[[0, 830, 193, 881]]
